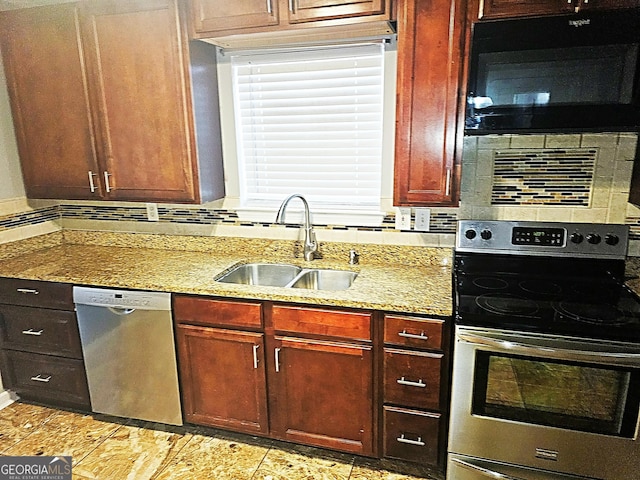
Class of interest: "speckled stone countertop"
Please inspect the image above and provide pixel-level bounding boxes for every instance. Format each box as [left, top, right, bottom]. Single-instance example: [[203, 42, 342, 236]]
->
[[0, 231, 453, 317]]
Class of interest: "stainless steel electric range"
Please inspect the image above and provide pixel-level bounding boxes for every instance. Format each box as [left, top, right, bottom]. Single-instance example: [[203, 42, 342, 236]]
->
[[448, 220, 640, 480]]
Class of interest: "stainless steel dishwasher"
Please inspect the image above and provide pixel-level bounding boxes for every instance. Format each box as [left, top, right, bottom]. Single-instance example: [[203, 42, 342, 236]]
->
[[73, 286, 182, 426]]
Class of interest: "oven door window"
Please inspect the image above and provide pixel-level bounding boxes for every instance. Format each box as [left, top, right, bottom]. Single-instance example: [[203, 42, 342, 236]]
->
[[471, 352, 640, 437]]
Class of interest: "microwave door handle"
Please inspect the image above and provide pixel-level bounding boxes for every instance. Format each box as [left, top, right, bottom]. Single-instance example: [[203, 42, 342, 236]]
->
[[450, 457, 519, 479], [458, 332, 640, 367]]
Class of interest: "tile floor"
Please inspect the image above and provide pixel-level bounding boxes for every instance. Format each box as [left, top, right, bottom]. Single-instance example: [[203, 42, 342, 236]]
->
[[0, 401, 444, 480]]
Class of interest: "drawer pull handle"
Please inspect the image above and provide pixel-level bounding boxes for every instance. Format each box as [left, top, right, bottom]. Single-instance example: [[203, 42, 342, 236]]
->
[[16, 288, 39, 295], [22, 329, 44, 336], [398, 330, 428, 341], [30, 374, 51, 383], [397, 377, 426, 388], [396, 434, 425, 447]]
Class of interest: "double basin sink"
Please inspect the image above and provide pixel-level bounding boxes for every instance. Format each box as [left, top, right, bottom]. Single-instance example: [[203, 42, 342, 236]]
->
[[216, 263, 357, 291]]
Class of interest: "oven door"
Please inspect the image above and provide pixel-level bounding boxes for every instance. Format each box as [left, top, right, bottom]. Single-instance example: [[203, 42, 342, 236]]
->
[[448, 326, 640, 480]]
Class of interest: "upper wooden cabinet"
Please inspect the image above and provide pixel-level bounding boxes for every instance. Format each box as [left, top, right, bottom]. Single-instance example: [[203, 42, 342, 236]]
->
[[190, 0, 393, 39], [393, 0, 467, 205], [0, 0, 224, 203], [479, 0, 640, 19], [0, 4, 100, 200]]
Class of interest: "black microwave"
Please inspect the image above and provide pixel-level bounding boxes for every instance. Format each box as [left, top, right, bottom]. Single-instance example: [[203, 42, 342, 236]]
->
[[465, 9, 640, 134]]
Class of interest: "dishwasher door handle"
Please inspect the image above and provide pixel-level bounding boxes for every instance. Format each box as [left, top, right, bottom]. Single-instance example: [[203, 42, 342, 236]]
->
[[107, 307, 136, 316]]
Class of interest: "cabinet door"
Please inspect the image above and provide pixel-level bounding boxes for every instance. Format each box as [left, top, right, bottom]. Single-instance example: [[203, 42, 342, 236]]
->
[[286, 0, 387, 24], [393, 0, 465, 205], [480, 0, 571, 18], [269, 335, 374, 455], [0, 4, 101, 199], [191, 0, 280, 34], [176, 325, 269, 435], [578, 0, 640, 10], [81, 0, 198, 202], [481, 0, 639, 18]]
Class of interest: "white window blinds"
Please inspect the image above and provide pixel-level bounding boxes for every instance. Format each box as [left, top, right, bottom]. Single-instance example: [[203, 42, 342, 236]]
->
[[231, 43, 385, 210]]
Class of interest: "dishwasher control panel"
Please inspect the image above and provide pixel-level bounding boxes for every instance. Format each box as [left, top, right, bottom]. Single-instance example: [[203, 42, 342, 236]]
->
[[73, 286, 171, 311]]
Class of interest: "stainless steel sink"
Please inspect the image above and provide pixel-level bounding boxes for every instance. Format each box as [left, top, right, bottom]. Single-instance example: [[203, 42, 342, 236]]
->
[[216, 263, 301, 287], [216, 263, 357, 291], [289, 269, 358, 291]]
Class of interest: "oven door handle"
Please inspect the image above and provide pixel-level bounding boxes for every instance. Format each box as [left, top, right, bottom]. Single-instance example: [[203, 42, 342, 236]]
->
[[458, 331, 640, 367], [450, 455, 588, 480], [450, 457, 520, 479]]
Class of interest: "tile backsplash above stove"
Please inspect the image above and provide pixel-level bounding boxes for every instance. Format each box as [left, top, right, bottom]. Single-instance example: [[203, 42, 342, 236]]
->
[[460, 132, 639, 227]]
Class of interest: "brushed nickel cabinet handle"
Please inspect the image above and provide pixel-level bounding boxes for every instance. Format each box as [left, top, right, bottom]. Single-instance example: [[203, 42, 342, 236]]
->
[[275, 347, 281, 372], [445, 169, 452, 196], [22, 329, 44, 336], [396, 434, 425, 447], [16, 288, 39, 295], [30, 374, 51, 383], [88, 171, 97, 193], [104, 171, 112, 193], [266, 0, 272, 14], [397, 376, 426, 388], [398, 330, 429, 341], [253, 344, 260, 369], [289, 0, 294, 12]]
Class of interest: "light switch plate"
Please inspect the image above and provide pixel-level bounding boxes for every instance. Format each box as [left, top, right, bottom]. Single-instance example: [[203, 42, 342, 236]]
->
[[146, 203, 159, 222], [395, 207, 411, 230], [414, 208, 430, 232]]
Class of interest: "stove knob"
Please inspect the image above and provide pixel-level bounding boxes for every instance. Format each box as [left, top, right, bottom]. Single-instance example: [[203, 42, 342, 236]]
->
[[605, 234, 620, 246], [464, 229, 477, 240], [480, 229, 492, 240], [586, 233, 601, 245], [570, 232, 584, 244]]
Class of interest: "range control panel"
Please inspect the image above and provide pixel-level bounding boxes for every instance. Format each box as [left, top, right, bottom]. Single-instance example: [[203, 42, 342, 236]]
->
[[456, 220, 629, 259]]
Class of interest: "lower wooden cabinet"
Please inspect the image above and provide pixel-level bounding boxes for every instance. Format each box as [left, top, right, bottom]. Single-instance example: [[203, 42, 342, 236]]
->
[[1, 350, 90, 407], [383, 347, 442, 411], [383, 405, 440, 464], [173, 295, 449, 470], [382, 314, 449, 468], [0, 278, 90, 410], [268, 335, 374, 455], [176, 324, 268, 434]]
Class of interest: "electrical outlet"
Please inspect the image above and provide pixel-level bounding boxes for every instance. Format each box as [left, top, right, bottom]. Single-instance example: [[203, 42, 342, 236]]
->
[[414, 208, 431, 232], [395, 207, 411, 230], [146, 203, 159, 222]]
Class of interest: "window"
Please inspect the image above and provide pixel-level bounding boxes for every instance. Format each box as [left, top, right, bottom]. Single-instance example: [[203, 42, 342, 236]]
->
[[229, 42, 389, 224]]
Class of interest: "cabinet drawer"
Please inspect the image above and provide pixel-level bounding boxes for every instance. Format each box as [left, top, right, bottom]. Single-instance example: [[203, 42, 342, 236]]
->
[[0, 278, 73, 309], [174, 296, 262, 329], [272, 305, 371, 341], [1, 350, 90, 408], [383, 405, 440, 465], [384, 315, 443, 350], [383, 348, 442, 410], [0, 305, 82, 358]]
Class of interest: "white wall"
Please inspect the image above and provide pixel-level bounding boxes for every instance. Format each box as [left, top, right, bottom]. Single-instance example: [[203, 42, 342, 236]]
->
[[0, 52, 25, 203]]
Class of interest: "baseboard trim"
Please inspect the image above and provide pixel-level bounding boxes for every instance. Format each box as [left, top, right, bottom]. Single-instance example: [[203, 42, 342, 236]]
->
[[0, 390, 18, 410]]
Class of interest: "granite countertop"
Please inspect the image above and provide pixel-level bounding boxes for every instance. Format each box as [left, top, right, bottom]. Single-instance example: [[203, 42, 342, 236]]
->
[[0, 231, 454, 317]]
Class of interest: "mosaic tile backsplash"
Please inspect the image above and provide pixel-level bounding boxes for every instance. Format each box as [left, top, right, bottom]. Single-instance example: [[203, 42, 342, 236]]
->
[[0, 204, 459, 234], [491, 148, 596, 206]]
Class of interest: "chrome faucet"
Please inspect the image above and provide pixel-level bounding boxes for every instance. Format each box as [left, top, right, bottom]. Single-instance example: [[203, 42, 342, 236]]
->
[[275, 194, 318, 261]]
